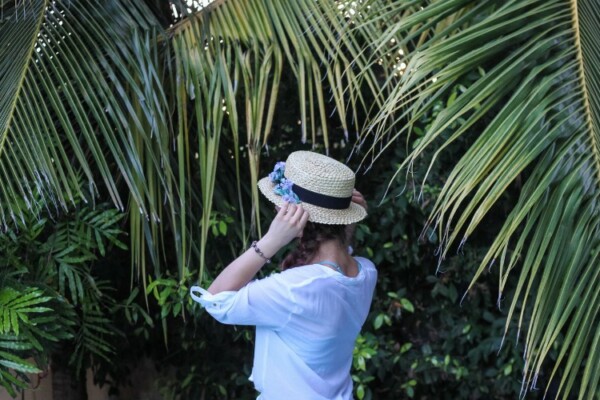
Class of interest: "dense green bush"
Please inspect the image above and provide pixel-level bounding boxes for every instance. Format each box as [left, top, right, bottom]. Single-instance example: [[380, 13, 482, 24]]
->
[[0, 198, 129, 397], [348, 144, 528, 399]]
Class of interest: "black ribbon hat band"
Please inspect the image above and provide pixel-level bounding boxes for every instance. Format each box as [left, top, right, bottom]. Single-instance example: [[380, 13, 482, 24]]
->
[[292, 184, 352, 210]]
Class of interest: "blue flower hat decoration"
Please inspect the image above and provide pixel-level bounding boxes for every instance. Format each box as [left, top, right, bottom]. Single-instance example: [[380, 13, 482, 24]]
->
[[268, 162, 300, 204]]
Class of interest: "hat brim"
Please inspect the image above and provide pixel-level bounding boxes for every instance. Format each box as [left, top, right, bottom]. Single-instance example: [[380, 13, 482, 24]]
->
[[258, 177, 367, 225]]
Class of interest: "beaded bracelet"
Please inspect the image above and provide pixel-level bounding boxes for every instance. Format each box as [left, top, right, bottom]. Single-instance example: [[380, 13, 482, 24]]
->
[[251, 241, 271, 264]]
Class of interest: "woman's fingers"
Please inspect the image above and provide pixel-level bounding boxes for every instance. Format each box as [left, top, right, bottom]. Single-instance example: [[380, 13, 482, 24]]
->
[[281, 203, 308, 230], [299, 208, 310, 227], [292, 203, 304, 218], [265, 203, 309, 247], [352, 189, 368, 211], [282, 203, 303, 224], [290, 206, 309, 238], [290, 203, 307, 223], [275, 202, 303, 225], [277, 202, 291, 219]]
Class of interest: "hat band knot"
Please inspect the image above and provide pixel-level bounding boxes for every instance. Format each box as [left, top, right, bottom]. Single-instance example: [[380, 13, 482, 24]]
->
[[292, 184, 352, 210]]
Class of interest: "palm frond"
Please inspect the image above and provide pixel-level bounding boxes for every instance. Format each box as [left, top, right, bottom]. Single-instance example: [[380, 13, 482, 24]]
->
[[169, 0, 383, 278], [361, 0, 600, 397], [0, 288, 51, 336], [1, 0, 382, 283], [0, 0, 167, 217], [0, 348, 40, 397], [0, 286, 75, 396], [69, 306, 119, 374], [0, 0, 191, 288]]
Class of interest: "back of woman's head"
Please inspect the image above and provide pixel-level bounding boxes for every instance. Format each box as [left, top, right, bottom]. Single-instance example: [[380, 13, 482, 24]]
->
[[281, 222, 348, 270]]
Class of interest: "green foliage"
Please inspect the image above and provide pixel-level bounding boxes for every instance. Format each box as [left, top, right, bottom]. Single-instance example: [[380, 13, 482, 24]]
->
[[0, 0, 382, 291], [0, 198, 126, 396], [0, 288, 53, 397], [348, 144, 532, 399], [146, 270, 193, 347], [352, 333, 377, 400], [361, 1, 600, 397], [0, 288, 52, 336], [0, 286, 77, 397]]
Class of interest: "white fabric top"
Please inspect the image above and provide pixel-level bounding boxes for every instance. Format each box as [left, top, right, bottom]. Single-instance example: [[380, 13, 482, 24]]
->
[[190, 256, 377, 400]]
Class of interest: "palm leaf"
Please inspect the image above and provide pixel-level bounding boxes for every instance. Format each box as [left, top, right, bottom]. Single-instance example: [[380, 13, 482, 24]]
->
[[0, 349, 39, 398], [0, 350, 41, 374], [1, 0, 382, 284], [70, 306, 118, 374], [0, 287, 75, 396], [169, 0, 382, 278], [0, 0, 167, 217], [0, 1, 188, 286], [0, 288, 52, 336], [360, 0, 600, 397]]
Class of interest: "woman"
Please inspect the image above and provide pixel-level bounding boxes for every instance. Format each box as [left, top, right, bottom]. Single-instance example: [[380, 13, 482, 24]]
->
[[190, 151, 377, 400]]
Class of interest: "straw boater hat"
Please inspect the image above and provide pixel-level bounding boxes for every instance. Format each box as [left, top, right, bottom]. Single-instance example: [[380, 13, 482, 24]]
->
[[258, 151, 367, 225]]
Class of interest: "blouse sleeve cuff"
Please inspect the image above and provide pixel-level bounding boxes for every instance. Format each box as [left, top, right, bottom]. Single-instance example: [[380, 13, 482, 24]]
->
[[190, 286, 237, 311]]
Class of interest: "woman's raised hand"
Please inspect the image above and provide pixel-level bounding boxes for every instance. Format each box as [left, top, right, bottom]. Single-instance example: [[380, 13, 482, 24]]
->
[[206, 202, 308, 294], [263, 202, 310, 250], [352, 189, 368, 211]]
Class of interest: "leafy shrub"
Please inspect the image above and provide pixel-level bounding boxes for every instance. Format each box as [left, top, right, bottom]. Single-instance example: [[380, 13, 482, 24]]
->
[[347, 108, 556, 399], [0, 199, 127, 396]]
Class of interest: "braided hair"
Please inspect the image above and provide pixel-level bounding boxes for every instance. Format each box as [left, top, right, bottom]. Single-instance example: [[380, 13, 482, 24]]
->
[[281, 222, 349, 270]]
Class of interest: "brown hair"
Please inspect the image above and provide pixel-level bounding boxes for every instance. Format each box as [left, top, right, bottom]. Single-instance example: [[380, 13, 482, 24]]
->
[[281, 222, 349, 270]]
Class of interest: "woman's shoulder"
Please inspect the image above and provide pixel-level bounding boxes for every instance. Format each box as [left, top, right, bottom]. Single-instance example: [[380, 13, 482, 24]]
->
[[244, 266, 326, 299], [354, 257, 378, 287], [354, 256, 376, 271], [266, 264, 339, 289], [257, 264, 326, 283], [269, 259, 376, 290], [279, 263, 330, 280]]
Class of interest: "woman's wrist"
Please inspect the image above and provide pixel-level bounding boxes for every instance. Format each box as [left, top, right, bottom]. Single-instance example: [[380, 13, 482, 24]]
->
[[250, 241, 272, 263], [255, 236, 282, 260]]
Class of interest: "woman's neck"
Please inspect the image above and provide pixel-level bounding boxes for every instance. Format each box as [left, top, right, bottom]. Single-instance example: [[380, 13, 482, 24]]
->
[[309, 240, 358, 276]]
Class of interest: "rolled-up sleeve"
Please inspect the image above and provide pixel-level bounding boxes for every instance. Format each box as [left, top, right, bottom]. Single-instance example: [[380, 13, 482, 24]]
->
[[190, 273, 298, 330]]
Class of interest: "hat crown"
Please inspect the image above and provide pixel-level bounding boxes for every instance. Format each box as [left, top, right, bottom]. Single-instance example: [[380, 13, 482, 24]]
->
[[285, 151, 355, 198]]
